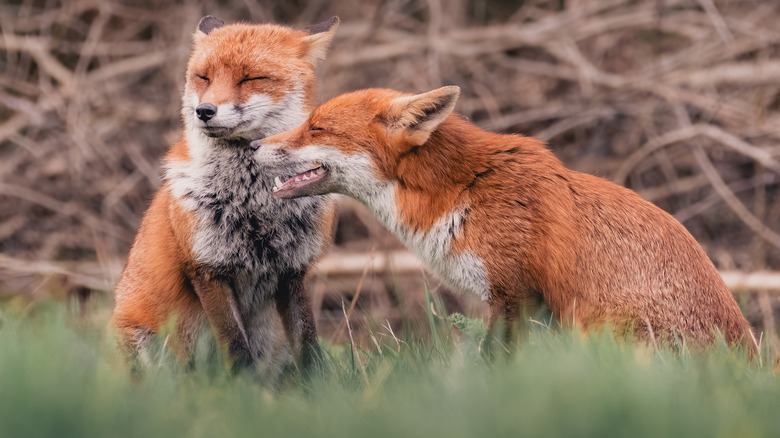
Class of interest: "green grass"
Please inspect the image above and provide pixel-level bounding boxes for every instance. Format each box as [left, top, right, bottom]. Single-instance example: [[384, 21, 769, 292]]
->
[[0, 299, 777, 438]]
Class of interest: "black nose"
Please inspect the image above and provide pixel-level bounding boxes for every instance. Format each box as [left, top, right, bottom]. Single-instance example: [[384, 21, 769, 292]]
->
[[195, 103, 217, 122], [249, 139, 262, 150]]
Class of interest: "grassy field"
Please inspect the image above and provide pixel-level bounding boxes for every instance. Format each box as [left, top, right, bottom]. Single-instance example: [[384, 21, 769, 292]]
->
[[0, 297, 777, 438]]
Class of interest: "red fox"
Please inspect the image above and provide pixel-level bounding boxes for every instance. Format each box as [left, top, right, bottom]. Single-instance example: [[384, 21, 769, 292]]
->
[[253, 86, 756, 352], [111, 16, 339, 374]]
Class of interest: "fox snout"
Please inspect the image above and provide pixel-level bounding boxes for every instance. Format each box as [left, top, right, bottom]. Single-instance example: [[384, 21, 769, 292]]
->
[[252, 139, 287, 166], [195, 103, 217, 122]]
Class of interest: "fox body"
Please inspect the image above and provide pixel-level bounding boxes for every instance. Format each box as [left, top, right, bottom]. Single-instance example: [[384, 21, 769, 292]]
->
[[112, 16, 339, 374], [255, 86, 755, 351]]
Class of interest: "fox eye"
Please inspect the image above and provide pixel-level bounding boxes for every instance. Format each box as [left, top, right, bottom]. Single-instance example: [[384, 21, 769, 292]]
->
[[309, 126, 325, 133], [195, 74, 209, 84], [239, 75, 270, 85]]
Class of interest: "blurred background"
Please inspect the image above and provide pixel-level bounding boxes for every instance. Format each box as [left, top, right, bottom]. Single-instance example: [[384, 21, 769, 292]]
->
[[1, 0, 779, 348]]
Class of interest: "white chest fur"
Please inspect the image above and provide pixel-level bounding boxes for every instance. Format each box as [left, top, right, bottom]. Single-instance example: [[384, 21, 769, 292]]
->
[[275, 148, 492, 301], [166, 134, 331, 274], [366, 184, 491, 301]]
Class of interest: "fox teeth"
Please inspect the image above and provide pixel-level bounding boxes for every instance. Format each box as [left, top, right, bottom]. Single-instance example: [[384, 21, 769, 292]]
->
[[294, 176, 302, 183], [302, 174, 310, 181], [315, 167, 324, 175], [274, 176, 283, 187]]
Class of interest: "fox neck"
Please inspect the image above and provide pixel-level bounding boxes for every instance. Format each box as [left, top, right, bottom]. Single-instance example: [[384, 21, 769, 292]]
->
[[353, 180, 464, 237], [338, 121, 496, 299], [165, 90, 330, 271], [354, 118, 488, 234], [347, 176, 489, 299]]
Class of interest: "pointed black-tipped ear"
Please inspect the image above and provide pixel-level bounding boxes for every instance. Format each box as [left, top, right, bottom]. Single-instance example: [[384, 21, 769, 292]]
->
[[386, 86, 461, 144], [304, 16, 339, 35], [195, 15, 224, 39], [301, 17, 340, 65]]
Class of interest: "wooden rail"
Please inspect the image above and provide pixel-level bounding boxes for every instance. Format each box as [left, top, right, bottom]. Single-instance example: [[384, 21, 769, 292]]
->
[[317, 251, 780, 292], [2, 251, 780, 293]]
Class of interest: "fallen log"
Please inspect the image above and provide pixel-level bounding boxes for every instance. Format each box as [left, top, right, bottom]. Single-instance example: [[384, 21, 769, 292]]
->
[[2, 251, 780, 293]]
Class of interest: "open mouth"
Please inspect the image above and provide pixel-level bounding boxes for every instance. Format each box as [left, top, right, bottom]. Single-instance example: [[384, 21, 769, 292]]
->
[[272, 162, 328, 198]]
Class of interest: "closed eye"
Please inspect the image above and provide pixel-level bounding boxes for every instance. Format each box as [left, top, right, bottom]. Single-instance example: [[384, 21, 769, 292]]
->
[[239, 76, 270, 85], [196, 74, 209, 83], [309, 126, 325, 132]]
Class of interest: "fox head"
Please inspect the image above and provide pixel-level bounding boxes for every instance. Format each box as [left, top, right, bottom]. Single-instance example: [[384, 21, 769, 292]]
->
[[253, 86, 461, 200], [182, 15, 339, 142]]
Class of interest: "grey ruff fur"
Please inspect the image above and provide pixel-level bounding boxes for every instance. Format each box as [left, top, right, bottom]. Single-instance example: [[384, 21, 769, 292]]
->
[[158, 123, 333, 378], [168, 139, 332, 375]]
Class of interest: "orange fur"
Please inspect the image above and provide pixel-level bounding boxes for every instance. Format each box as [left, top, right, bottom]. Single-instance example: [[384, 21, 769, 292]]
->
[[188, 23, 322, 107], [112, 17, 338, 372], [261, 87, 756, 352]]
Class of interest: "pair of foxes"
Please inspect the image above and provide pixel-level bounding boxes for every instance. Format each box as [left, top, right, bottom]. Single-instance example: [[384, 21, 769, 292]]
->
[[112, 15, 756, 374]]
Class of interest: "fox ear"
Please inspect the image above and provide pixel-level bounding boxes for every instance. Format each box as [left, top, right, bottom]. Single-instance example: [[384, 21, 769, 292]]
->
[[302, 16, 339, 65], [386, 86, 460, 144], [194, 15, 224, 41]]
